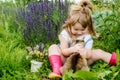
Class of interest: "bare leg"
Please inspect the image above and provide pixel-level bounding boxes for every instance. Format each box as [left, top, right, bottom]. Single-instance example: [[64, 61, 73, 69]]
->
[[90, 49, 112, 64], [48, 44, 61, 56], [48, 44, 66, 63]]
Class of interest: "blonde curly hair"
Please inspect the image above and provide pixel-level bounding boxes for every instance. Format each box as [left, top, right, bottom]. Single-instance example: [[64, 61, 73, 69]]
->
[[62, 0, 96, 39]]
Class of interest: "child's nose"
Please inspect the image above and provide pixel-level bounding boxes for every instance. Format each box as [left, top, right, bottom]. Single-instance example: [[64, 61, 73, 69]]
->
[[77, 32, 83, 34]]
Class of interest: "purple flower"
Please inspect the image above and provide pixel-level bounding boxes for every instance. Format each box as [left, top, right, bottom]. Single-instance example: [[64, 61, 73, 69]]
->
[[15, 0, 70, 45]]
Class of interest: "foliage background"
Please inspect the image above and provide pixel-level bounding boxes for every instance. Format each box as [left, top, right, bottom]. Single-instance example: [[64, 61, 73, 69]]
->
[[0, 0, 120, 80]]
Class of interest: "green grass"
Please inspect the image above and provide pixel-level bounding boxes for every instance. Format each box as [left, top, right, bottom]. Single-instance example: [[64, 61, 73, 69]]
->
[[0, 1, 120, 79], [0, 24, 51, 79], [0, 23, 120, 80]]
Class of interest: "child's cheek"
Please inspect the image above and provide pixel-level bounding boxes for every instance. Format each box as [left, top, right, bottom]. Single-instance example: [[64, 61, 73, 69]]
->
[[72, 31, 77, 35]]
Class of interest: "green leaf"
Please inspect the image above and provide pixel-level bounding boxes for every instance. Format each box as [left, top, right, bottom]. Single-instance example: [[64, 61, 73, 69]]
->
[[73, 70, 98, 80], [97, 70, 112, 80], [62, 70, 74, 80]]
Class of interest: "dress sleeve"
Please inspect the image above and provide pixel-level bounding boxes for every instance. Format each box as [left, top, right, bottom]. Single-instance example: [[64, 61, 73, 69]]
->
[[84, 35, 93, 49], [58, 29, 70, 41]]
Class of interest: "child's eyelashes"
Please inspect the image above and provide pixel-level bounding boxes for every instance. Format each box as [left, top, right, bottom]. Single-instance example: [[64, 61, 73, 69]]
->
[[80, 29, 85, 31], [74, 29, 85, 31], [75, 29, 79, 31]]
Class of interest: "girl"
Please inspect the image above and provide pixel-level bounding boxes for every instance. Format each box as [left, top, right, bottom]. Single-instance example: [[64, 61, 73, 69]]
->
[[48, 0, 119, 78]]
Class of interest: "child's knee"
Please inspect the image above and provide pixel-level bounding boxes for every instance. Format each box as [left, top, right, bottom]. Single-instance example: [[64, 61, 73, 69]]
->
[[48, 44, 59, 55], [48, 44, 57, 51]]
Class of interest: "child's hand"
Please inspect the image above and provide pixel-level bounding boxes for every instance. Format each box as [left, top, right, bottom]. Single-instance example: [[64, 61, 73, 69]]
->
[[72, 44, 84, 53]]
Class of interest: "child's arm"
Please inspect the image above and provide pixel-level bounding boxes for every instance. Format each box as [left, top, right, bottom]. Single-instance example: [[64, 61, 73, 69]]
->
[[59, 35, 81, 57], [77, 37, 93, 58]]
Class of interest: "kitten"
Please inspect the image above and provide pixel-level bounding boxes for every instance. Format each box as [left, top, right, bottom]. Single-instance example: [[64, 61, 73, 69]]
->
[[60, 38, 89, 75]]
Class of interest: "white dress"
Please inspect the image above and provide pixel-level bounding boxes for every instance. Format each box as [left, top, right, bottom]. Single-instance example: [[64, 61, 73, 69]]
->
[[58, 29, 93, 49]]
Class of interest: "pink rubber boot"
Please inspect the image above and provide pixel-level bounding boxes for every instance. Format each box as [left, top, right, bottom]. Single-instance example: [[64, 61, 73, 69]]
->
[[48, 55, 62, 78], [109, 52, 116, 65]]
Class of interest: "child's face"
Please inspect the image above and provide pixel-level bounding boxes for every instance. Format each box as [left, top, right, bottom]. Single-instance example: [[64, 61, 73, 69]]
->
[[71, 22, 87, 37]]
